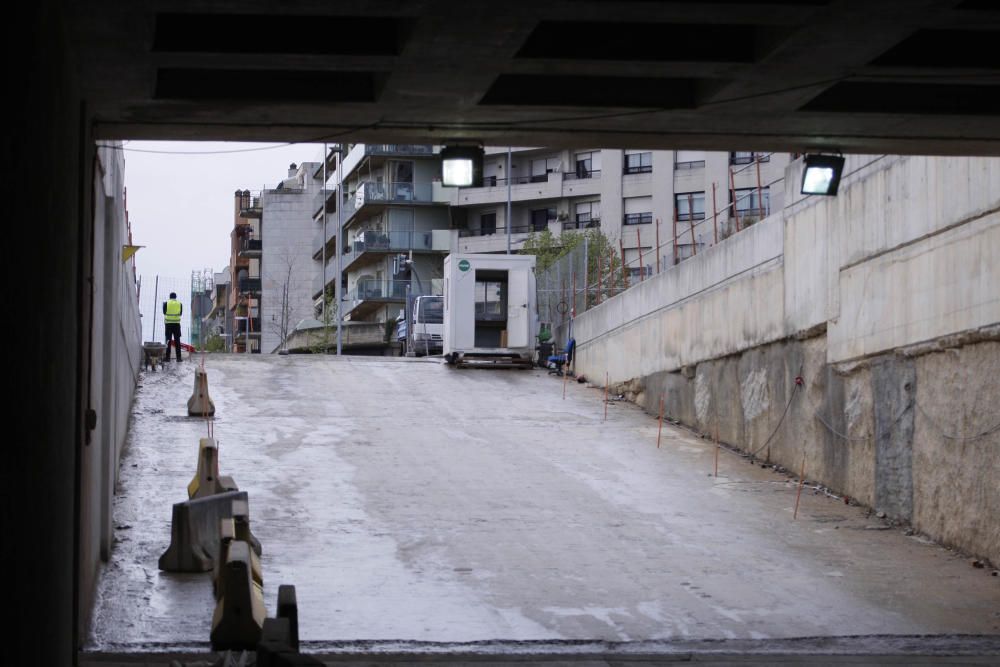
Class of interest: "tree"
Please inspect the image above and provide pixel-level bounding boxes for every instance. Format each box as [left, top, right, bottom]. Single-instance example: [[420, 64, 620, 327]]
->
[[310, 287, 338, 354], [521, 227, 626, 315]]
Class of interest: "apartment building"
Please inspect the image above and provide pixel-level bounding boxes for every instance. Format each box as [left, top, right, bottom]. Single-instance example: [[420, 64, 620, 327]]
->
[[445, 148, 789, 275], [223, 162, 324, 353], [202, 267, 231, 350], [229, 189, 262, 353], [258, 162, 323, 353], [303, 145, 788, 352], [313, 145, 453, 329]]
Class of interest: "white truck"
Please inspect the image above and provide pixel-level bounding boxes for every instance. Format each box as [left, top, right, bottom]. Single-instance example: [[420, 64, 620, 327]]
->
[[443, 253, 537, 368], [396, 294, 444, 356]]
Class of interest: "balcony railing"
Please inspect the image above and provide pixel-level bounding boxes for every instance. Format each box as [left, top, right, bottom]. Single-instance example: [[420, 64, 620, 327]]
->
[[346, 279, 411, 303], [342, 230, 435, 267], [733, 207, 768, 219], [238, 277, 262, 293], [623, 212, 653, 225], [562, 169, 602, 181], [364, 144, 435, 156], [239, 239, 262, 256], [458, 223, 538, 238], [342, 181, 435, 226], [562, 217, 601, 230], [675, 160, 705, 170]]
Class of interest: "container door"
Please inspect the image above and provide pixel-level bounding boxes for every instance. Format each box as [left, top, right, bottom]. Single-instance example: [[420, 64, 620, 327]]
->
[[506, 267, 529, 348]]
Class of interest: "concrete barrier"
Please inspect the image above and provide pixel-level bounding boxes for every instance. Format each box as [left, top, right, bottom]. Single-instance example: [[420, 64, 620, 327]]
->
[[211, 541, 266, 651], [188, 367, 216, 416], [187, 438, 238, 499], [159, 490, 247, 572], [277, 584, 299, 652], [257, 585, 322, 666], [214, 517, 262, 600]]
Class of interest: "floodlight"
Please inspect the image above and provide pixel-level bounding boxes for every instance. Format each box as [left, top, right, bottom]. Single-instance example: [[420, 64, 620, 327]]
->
[[440, 145, 483, 187], [800, 154, 845, 196]]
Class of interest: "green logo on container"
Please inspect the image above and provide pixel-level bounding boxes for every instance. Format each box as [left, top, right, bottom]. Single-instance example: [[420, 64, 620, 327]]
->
[[458, 259, 471, 272]]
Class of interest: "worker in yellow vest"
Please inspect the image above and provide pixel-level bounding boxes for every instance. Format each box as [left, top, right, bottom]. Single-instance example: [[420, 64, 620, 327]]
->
[[163, 292, 183, 362]]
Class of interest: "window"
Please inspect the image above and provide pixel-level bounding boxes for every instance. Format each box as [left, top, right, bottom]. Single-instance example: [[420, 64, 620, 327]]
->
[[480, 212, 496, 236], [573, 151, 601, 178], [731, 187, 770, 217], [628, 266, 653, 279], [623, 196, 652, 225], [567, 201, 600, 229], [675, 150, 705, 170], [530, 157, 561, 183], [531, 207, 556, 231], [675, 191, 705, 221], [729, 151, 770, 165], [624, 151, 652, 174]]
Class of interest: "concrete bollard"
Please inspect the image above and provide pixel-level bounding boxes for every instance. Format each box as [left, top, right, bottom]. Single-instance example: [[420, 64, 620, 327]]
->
[[211, 541, 266, 651], [257, 585, 323, 666], [188, 367, 216, 416], [159, 490, 249, 572], [277, 584, 299, 653], [214, 517, 262, 600], [231, 498, 262, 555], [187, 438, 238, 499]]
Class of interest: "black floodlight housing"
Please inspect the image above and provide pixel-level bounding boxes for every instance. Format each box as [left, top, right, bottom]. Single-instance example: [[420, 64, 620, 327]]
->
[[441, 145, 483, 187], [800, 154, 845, 196]]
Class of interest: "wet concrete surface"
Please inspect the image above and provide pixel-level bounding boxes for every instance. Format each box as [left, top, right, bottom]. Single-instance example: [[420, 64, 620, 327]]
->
[[86, 355, 1000, 653]]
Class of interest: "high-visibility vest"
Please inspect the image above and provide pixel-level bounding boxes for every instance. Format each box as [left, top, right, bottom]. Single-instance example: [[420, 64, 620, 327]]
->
[[165, 299, 182, 324]]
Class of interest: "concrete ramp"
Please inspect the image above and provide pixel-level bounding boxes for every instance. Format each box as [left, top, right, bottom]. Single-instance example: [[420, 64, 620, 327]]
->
[[87, 355, 1000, 652]]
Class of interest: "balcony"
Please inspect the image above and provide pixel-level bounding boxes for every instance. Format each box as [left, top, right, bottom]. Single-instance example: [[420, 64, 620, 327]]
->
[[454, 171, 565, 207], [342, 229, 436, 271], [238, 277, 262, 294], [344, 279, 411, 319], [342, 181, 435, 228], [238, 191, 262, 218], [364, 144, 435, 157], [239, 238, 262, 258]]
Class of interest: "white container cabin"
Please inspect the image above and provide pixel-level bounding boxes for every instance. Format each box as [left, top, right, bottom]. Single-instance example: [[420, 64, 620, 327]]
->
[[443, 253, 537, 367]]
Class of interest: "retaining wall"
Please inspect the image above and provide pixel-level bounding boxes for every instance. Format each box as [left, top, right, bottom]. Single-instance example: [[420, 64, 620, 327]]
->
[[573, 154, 1000, 564]]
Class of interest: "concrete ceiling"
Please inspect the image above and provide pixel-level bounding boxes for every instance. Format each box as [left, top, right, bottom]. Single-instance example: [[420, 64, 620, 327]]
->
[[69, 0, 1000, 154]]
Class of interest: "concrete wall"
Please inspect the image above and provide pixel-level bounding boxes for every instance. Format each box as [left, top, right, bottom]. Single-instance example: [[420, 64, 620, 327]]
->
[[84, 143, 143, 585], [573, 154, 1000, 564], [7, 4, 140, 660], [8, 4, 86, 662]]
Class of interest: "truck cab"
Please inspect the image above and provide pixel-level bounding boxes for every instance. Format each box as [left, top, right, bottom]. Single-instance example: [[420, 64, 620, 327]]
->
[[398, 294, 444, 356]]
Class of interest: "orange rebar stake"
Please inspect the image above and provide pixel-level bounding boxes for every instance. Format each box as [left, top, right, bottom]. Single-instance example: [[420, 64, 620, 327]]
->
[[714, 425, 720, 477], [656, 395, 664, 448], [793, 454, 806, 520], [562, 361, 568, 399], [604, 372, 609, 422]]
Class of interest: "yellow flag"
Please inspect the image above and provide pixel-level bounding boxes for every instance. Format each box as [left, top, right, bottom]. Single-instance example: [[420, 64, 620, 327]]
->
[[122, 245, 143, 262]]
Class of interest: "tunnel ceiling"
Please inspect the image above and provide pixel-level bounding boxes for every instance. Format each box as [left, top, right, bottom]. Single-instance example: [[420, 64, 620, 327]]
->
[[69, 0, 1000, 154]]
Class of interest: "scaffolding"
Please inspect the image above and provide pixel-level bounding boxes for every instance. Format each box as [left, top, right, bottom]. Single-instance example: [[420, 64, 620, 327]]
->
[[190, 268, 215, 350]]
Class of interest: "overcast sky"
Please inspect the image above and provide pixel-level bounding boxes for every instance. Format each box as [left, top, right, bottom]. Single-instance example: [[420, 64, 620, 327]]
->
[[124, 140, 325, 340]]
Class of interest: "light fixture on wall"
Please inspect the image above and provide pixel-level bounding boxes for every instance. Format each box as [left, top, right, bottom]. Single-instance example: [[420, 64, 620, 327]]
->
[[441, 145, 483, 187], [800, 154, 845, 196]]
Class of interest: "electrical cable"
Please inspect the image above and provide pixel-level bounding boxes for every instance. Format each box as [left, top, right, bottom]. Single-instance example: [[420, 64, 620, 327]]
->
[[96, 122, 380, 155], [748, 372, 802, 458], [915, 401, 1000, 442]]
